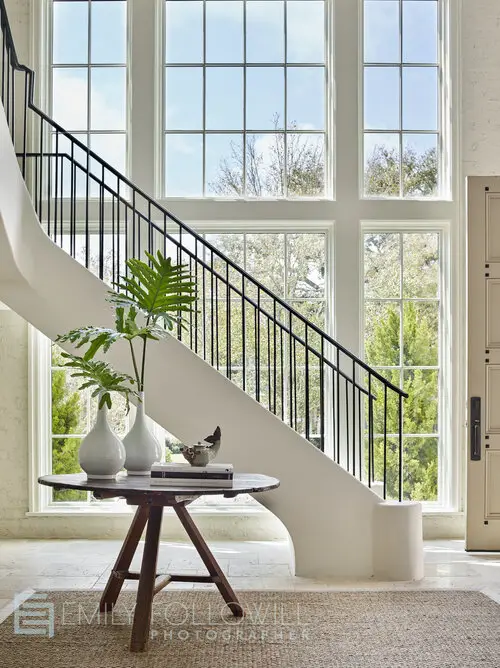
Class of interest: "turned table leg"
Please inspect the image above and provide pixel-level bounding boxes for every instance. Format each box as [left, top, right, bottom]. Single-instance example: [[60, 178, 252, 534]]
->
[[174, 503, 243, 616], [130, 505, 164, 652], [99, 505, 149, 614]]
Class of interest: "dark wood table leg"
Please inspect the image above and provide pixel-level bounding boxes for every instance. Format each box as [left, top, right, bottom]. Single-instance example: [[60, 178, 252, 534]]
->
[[174, 503, 243, 617], [130, 505, 164, 652], [100, 505, 149, 613]]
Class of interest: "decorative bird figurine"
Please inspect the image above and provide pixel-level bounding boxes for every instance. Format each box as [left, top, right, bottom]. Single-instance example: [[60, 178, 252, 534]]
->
[[181, 426, 222, 467]]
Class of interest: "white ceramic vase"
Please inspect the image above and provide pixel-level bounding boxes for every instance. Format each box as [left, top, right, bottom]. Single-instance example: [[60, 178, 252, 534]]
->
[[123, 393, 161, 475], [78, 401, 126, 479]]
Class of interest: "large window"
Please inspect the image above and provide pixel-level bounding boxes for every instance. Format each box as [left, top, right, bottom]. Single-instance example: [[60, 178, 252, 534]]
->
[[364, 231, 442, 501], [35, 0, 460, 512], [51, 0, 128, 176], [163, 0, 328, 197], [363, 0, 440, 197]]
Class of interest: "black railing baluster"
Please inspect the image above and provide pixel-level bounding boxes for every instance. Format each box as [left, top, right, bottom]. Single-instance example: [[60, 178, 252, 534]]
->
[[256, 288, 260, 401], [289, 312, 293, 427], [336, 349, 340, 463], [305, 326, 310, 442], [210, 252, 214, 366], [345, 377, 350, 473], [399, 393, 404, 501], [202, 265, 206, 361], [215, 273, 219, 370], [320, 338, 325, 452], [227, 278, 232, 381], [273, 301, 277, 415], [368, 375, 373, 488], [383, 385, 388, 500], [242, 276, 246, 392], [352, 359, 356, 477]]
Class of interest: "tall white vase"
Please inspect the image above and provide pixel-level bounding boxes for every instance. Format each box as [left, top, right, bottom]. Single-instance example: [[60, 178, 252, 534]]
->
[[123, 393, 161, 475], [79, 402, 126, 479]]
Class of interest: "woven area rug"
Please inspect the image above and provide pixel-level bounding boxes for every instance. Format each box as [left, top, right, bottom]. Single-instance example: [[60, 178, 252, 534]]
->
[[0, 590, 499, 667]]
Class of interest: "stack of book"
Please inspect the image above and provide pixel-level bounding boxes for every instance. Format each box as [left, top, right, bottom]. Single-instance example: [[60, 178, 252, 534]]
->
[[150, 462, 234, 488]]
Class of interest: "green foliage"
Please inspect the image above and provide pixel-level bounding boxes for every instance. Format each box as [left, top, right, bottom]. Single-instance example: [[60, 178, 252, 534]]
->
[[60, 353, 139, 410], [365, 145, 438, 198], [51, 369, 86, 502], [367, 302, 439, 501]]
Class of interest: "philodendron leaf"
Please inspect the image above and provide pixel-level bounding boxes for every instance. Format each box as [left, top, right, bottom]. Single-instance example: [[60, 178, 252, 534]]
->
[[60, 353, 140, 412], [108, 250, 197, 329]]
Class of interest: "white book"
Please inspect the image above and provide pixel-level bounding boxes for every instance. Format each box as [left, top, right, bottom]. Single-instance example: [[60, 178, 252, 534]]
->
[[150, 478, 233, 488], [151, 462, 233, 474]]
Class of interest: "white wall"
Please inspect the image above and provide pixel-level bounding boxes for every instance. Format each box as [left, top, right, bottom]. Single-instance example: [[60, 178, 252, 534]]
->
[[462, 0, 500, 176]]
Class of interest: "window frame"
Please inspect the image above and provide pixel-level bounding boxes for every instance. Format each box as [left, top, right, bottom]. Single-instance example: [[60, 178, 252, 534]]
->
[[31, 0, 462, 516], [361, 221, 453, 509]]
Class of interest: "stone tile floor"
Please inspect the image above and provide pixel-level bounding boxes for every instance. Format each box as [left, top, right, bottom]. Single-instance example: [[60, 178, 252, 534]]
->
[[2, 538, 500, 621]]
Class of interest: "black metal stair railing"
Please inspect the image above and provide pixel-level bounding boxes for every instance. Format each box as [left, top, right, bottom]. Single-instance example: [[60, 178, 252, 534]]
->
[[0, 0, 408, 500]]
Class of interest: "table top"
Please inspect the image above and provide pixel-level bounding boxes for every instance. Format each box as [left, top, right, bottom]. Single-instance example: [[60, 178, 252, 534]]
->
[[38, 473, 280, 499]]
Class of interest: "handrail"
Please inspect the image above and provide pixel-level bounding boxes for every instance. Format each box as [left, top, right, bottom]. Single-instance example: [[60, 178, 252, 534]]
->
[[0, 0, 408, 500]]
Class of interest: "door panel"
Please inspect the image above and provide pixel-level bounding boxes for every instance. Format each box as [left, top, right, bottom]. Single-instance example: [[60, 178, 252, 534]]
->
[[467, 177, 500, 550], [486, 280, 500, 348]]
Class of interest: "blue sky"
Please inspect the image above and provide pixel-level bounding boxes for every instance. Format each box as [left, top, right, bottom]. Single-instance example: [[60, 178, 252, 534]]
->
[[51, 0, 438, 196]]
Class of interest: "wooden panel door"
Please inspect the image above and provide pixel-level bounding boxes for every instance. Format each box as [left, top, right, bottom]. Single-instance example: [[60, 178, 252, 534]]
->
[[467, 177, 500, 550]]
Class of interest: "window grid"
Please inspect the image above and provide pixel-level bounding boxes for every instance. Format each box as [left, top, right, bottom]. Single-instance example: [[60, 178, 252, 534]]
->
[[363, 0, 441, 199], [163, 0, 328, 198], [364, 231, 441, 501], [50, 0, 128, 175]]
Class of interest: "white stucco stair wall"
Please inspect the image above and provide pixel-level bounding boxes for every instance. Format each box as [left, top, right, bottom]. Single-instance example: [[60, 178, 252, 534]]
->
[[0, 105, 423, 579]]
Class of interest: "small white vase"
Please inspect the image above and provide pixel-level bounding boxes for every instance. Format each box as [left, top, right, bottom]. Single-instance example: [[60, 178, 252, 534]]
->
[[79, 401, 126, 480], [123, 393, 161, 475]]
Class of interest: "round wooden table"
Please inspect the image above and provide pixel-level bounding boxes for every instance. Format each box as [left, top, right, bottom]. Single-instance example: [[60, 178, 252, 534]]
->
[[38, 472, 280, 652]]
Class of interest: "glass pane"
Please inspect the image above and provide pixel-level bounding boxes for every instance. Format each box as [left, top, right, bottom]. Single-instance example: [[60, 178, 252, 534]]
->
[[205, 233, 245, 267], [90, 67, 126, 131], [403, 301, 439, 366], [245, 233, 285, 295], [364, 302, 401, 367], [165, 67, 203, 130], [90, 134, 126, 173], [245, 133, 283, 197], [287, 233, 326, 299], [403, 1, 438, 64], [52, 68, 88, 131], [364, 233, 401, 299], [91, 1, 127, 64], [403, 369, 438, 434], [205, 134, 244, 196], [287, 1, 324, 63], [53, 1, 89, 65], [52, 370, 88, 435], [52, 438, 86, 501], [287, 67, 324, 130], [403, 437, 438, 501], [206, 67, 243, 130], [165, 1, 203, 63], [165, 134, 203, 196], [246, 67, 284, 130], [364, 1, 400, 64], [287, 134, 324, 197], [402, 133, 438, 198], [364, 67, 400, 130], [403, 232, 439, 299], [364, 133, 400, 197], [206, 1, 244, 63], [246, 1, 284, 63], [403, 67, 438, 130]]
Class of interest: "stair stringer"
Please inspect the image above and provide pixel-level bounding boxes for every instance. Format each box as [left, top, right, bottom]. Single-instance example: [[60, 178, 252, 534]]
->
[[0, 107, 420, 579]]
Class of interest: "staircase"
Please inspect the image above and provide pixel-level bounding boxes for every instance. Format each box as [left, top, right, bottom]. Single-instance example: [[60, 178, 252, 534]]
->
[[0, 0, 421, 579]]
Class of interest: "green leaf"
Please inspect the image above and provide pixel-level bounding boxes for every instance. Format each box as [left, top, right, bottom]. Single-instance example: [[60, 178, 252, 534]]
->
[[108, 250, 197, 330], [60, 353, 140, 412]]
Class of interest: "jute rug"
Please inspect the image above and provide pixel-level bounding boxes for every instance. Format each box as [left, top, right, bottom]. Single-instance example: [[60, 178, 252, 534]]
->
[[0, 590, 499, 667]]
